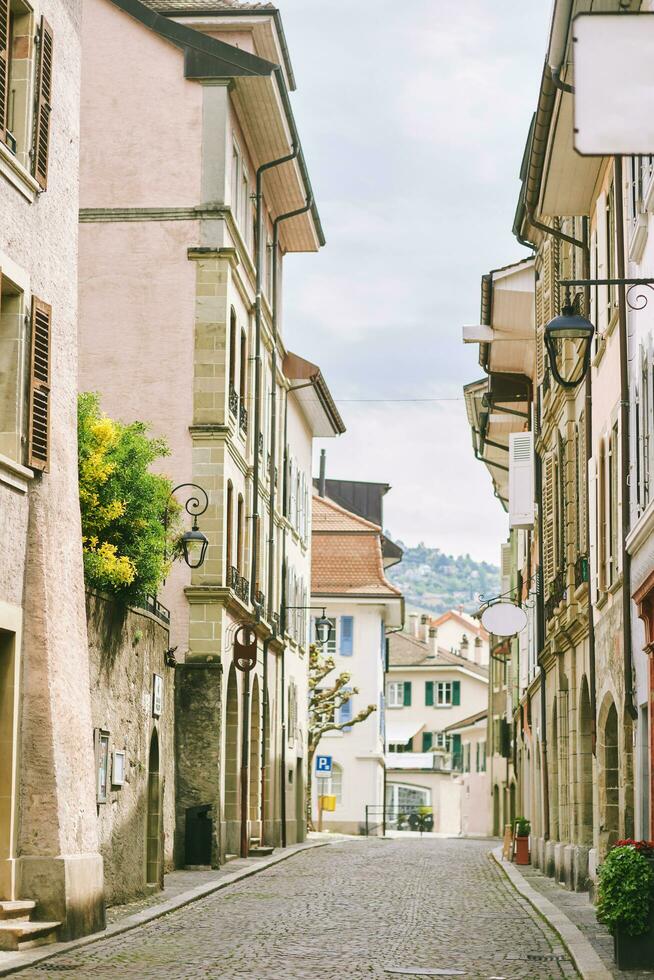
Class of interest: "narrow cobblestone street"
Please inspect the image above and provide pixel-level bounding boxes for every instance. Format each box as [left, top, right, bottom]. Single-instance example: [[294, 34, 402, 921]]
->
[[15, 839, 578, 980]]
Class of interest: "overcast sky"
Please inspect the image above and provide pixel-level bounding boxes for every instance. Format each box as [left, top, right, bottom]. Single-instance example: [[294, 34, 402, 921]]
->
[[280, 1, 552, 564]]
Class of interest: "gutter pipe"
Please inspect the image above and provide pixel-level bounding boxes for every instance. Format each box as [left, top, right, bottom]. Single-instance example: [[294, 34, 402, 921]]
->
[[548, 0, 575, 94], [535, 445, 551, 841], [250, 145, 299, 610], [614, 155, 637, 722]]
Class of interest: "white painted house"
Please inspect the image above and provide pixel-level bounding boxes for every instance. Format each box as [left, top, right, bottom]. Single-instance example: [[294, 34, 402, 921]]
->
[[310, 493, 403, 834]]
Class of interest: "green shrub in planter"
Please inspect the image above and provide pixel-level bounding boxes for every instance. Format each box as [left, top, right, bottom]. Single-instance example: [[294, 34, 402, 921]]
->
[[596, 844, 654, 937], [515, 816, 531, 837]]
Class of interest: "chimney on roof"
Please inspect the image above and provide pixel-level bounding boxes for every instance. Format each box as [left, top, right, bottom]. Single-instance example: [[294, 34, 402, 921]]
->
[[460, 634, 469, 660], [410, 612, 419, 638], [420, 614, 430, 644], [318, 449, 326, 497], [428, 626, 438, 659], [474, 635, 486, 665]]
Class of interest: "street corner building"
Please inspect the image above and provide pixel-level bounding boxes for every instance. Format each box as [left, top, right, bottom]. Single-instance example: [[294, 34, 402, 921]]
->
[[77, 0, 345, 875], [462, 0, 654, 897], [0, 0, 105, 943], [310, 488, 403, 835]]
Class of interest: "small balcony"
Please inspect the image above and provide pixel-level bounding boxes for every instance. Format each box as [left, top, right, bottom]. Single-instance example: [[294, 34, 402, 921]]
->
[[228, 565, 250, 604], [545, 569, 566, 622], [258, 432, 264, 457], [229, 385, 238, 418], [239, 403, 248, 435]]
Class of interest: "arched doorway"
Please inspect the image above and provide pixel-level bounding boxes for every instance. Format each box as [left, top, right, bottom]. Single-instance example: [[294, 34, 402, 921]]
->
[[493, 784, 500, 836], [249, 677, 261, 836], [578, 677, 593, 846], [225, 664, 240, 854], [550, 701, 559, 840], [146, 730, 161, 886], [599, 697, 619, 854]]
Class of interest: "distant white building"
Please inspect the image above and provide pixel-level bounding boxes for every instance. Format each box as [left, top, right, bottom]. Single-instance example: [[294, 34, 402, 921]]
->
[[385, 616, 490, 836], [310, 493, 403, 834]]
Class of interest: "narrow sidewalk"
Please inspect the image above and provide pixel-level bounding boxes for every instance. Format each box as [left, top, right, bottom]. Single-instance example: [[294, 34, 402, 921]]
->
[[493, 847, 654, 980], [0, 836, 337, 977]]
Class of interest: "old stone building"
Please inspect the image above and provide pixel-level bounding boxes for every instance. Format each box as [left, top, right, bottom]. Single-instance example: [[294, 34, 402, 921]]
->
[[77, 0, 344, 865], [0, 0, 103, 944]]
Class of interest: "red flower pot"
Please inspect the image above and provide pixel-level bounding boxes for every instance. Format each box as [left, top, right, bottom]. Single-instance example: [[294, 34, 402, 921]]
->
[[514, 835, 530, 865]]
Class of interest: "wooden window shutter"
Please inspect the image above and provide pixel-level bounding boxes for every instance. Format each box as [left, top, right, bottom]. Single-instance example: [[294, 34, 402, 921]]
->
[[557, 431, 566, 572], [425, 681, 434, 706], [0, 0, 8, 144], [28, 297, 51, 471], [452, 681, 461, 706], [544, 452, 556, 587], [403, 681, 412, 707], [33, 17, 53, 190], [422, 732, 433, 752]]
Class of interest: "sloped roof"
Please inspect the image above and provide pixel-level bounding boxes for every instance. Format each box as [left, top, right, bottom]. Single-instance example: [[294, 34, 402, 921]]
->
[[311, 495, 402, 598], [140, 1, 275, 11], [388, 631, 489, 679], [431, 609, 488, 640], [284, 352, 345, 437], [444, 709, 487, 734]]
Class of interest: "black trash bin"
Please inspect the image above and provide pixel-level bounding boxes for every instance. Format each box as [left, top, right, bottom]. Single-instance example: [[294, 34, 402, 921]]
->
[[185, 804, 213, 866]]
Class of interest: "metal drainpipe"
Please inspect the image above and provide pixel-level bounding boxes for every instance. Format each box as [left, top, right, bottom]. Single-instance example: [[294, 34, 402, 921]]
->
[[535, 446, 550, 842], [280, 391, 290, 847], [582, 217, 598, 754], [260, 194, 312, 845], [240, 671, 250, 858], [614, 155, 638, 721], [250, 145, 298, 608]]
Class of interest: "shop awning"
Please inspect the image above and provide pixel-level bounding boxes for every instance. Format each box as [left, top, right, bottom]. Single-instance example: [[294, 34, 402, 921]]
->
[[386, 718, 423, 744]]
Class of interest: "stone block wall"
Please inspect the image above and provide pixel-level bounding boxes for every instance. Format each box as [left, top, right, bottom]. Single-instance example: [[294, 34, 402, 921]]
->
[[86, 592, 175, 908]]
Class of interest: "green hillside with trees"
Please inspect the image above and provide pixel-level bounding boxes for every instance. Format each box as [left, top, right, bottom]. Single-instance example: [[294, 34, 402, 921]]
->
[[387, 540, 500, 616]]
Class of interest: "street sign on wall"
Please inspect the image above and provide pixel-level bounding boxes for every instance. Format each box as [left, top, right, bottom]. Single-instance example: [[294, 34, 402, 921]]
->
[[315, 755, 332, 777], [574, 14, 654, 154]]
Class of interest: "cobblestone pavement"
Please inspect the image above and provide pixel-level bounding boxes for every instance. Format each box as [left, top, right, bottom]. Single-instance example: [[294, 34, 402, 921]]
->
[[18, 838, 578, 980], [516, 862, 653, 980]]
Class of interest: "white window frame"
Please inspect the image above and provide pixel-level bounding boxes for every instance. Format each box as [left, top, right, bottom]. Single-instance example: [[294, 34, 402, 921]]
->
[[387, 681, 404, 708], [436, 681, 452, 706]]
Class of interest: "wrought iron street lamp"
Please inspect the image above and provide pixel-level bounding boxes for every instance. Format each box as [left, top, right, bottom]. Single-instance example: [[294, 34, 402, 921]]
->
[[283, 605, 333, 648], [544, 303, 595, 390], [165, 483, 209, 569]]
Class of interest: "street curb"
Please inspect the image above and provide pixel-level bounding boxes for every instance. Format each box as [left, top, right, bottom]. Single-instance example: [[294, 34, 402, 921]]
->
[[490, 846, 612, 980], [0, 840, 330, 977]]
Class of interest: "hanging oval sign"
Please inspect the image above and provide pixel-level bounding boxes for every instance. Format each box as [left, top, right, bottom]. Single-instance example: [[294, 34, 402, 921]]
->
[[233, 624, 257, 673], [481, 601, 527, 637]]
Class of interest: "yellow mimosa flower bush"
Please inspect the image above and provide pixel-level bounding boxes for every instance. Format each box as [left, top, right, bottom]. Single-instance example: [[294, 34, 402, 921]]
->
[[78, 393, 179, 602]]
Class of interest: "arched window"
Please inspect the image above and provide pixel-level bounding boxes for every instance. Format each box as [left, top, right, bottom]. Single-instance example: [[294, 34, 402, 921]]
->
[[226, 481, 233, 578], [228, 308, 237, 408], [237, 494, 244, 574], [239, 329, 247, 401]]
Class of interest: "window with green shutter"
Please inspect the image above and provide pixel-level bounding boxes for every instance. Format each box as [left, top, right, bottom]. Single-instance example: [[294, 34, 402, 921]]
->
[[451, 733, 462, 771], [422, 731, 433, 752], [403, 681, 412, 706], [425, 681, 434, 706], [452, 681, 461, 706]]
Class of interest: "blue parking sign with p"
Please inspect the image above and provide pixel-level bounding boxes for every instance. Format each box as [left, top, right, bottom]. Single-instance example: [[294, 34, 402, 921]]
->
[[316, 755, 332, 776]]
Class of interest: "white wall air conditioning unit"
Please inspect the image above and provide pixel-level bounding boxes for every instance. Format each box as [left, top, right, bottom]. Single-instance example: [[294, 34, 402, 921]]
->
[[509, 432, 535, 529]]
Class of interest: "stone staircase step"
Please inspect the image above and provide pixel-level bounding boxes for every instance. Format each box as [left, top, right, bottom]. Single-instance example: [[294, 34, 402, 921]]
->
[[223, 853, 239, 863], [249, 845, 274, 857], [0, 901, 36, 922], [249, 837, 261, 847], [0, 920, 60, 952]]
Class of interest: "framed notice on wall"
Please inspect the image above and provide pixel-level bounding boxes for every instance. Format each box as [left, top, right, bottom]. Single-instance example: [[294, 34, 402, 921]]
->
[[112, 750, 126, 787], [152, 674, 163, 718]]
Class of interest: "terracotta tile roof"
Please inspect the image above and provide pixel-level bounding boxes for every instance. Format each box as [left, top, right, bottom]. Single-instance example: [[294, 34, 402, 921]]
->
[[387, 631, 489, 679], [430, 609, 488, 639], [140, 1, 275, 10], [312, 493, 381, 533], [311, 495, 402, 598]]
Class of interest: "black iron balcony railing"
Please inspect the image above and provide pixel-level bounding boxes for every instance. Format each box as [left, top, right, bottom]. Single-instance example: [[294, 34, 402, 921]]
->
[[139, 594, 171, 625], [228, 566, 250, 603], [229, 385, 238, 418], [574, 554, 589, 589], [258, 432, 264, 456], [545, 569, 567, 622], [542, 368, 551, 398], [254, 589, 265, 609], [239, 403, 248, 434]]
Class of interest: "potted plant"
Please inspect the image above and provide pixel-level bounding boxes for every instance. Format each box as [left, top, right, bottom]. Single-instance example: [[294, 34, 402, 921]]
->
[[514, 816, 530, 865], [596, 839, 654, 969]]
